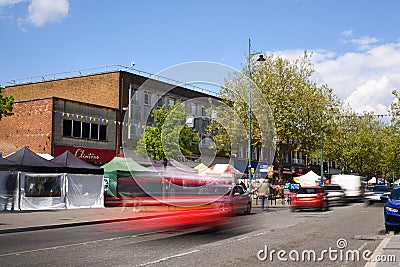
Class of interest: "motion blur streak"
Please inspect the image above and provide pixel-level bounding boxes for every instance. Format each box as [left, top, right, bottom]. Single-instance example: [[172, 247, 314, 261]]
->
[[98, 204, 233, 234]]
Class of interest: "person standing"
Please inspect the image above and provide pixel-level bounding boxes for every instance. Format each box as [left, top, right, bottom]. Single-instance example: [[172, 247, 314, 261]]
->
[[256, 178, 271, 211], [5, 170, 17, 211]]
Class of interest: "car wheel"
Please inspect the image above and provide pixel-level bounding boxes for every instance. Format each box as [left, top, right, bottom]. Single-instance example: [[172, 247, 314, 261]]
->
[[245, 202, 251, 215], [386, 224, 392, 233]]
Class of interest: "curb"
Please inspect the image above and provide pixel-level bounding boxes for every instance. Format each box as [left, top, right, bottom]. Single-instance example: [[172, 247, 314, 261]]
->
[[364, 233, 394, 267]]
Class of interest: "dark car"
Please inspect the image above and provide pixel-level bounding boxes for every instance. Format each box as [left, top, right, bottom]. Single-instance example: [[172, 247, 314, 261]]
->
[[290, 186, 329, 212], [364, 185, 390, 205], [323, 184, 345, 206], [199, 184, 252, 215], [381, 186, 400, 232]]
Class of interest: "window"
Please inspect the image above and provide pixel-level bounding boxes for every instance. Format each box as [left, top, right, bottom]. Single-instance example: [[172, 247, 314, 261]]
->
[[63, 119, 107, 141], [99, 125, 107, 141], [191, 103, 197, 115], [201, 106, 206, 116], [82, 122, 90, 139], [72, 121, 81, 137], [25, 175, 62, 197], [91, 123, 99, 140], [297, 188, 316, 194], [63, 120, 72, 136], [144, 92, 151, 106], [169, 98, 175, 106]]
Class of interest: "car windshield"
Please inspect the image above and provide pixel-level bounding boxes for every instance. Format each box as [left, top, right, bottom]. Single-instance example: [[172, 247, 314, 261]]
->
[[297, 188, 317, 194], [373, 186, 389, 193], [390, 189, 400, 200]]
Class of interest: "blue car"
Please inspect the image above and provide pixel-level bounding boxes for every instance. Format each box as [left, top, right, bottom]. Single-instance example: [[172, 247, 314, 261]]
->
[[381, 187, 400, 232]]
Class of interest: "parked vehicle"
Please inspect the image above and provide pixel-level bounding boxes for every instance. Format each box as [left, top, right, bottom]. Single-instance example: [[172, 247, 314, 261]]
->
[[364, 185, 390, 205], [380, 186, 400, 232], [323, 184, 345, 205], [330, 174, 363, 202], [199, 184, 252, 215], [290, 185, 329, 212]]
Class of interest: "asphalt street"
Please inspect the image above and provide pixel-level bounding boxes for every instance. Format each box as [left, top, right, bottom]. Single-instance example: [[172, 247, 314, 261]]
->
[[0, 202, 388, 267]]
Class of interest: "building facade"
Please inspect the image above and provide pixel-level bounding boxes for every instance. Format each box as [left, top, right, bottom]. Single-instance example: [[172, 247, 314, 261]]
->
[[0, 67, 219, 165], [1, 66, 320, 178]]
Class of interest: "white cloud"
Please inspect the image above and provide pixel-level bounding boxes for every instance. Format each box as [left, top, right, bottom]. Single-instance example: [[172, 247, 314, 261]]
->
[[344, 77, 394, 114], [340, 29, 380, 51], [274, 38, 400, 114], [349, 36, 380, 51], [341, 30, 353, 37], [27, 0, 69, 26], [0, 0, 69, 27], [315, 42, 400, 114], [0, 0, 25, 6]]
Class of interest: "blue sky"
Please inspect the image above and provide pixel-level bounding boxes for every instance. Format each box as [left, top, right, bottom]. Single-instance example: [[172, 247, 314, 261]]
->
[[1, 0, 400, 114]]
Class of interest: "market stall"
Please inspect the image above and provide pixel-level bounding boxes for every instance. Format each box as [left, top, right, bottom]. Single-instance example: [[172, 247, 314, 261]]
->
[[51, 150, 104, 209], [101, 157, 161, 207], [3, 147, 104, 210], [5, 147, 65, 210]]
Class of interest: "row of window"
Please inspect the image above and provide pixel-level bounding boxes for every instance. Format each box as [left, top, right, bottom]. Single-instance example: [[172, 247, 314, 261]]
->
[[131, 91, 207, 116], [63, 119, 107, 141]]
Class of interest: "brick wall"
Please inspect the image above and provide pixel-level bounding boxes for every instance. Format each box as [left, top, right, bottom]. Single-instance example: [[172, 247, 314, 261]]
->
[[4, 72, 121, 109], [0, 98, 53, 156]]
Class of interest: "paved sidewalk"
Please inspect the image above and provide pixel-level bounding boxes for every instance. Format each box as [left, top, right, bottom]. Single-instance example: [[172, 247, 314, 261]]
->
[[366, 233, 400, 267]]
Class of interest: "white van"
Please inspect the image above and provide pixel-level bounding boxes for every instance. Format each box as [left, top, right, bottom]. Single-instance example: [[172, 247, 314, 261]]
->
[[330, 174, 363, 202]]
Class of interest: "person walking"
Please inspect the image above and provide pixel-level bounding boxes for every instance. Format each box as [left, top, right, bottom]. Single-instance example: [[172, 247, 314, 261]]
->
[[256, 178, 271, 211]]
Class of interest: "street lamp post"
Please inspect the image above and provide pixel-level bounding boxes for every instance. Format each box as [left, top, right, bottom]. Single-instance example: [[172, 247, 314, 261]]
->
[[320, 130, 324, 186], [247, 38, 265, 194]]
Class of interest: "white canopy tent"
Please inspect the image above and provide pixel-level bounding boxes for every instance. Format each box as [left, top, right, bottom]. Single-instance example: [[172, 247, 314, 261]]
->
[[368, 177, 377, 184], [297, 170, 320, 186]]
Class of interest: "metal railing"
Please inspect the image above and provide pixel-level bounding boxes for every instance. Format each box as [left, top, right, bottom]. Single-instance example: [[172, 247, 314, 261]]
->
[[5, 64, 218, 97]]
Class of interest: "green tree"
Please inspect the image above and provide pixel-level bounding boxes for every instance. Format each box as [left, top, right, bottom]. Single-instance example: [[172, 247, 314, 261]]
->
[[0, 85, 14, 120], [217, 51, 340, 184], [324, 109, 389, 178], [135, 103, 200, 163]]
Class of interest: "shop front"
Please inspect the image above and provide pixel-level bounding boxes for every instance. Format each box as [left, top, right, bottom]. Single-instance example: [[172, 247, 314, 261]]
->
[[54, 145, 116, 165]]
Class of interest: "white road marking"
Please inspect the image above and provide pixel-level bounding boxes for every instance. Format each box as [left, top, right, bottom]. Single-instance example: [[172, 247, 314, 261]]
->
[[136, 250, 200, 266]]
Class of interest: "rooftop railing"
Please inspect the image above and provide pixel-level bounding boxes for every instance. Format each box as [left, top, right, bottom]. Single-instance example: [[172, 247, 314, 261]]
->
[[5, 64, 218, 97]]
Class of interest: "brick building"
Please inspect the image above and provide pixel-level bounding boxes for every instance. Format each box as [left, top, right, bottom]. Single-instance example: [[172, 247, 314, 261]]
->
[[0, 67, 218, 165]]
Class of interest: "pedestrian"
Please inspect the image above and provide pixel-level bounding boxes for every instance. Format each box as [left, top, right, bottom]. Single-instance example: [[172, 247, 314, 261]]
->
[[5, 170, 17, 211], [238, 181, 247, 191], [256, 178, 271, 211]]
